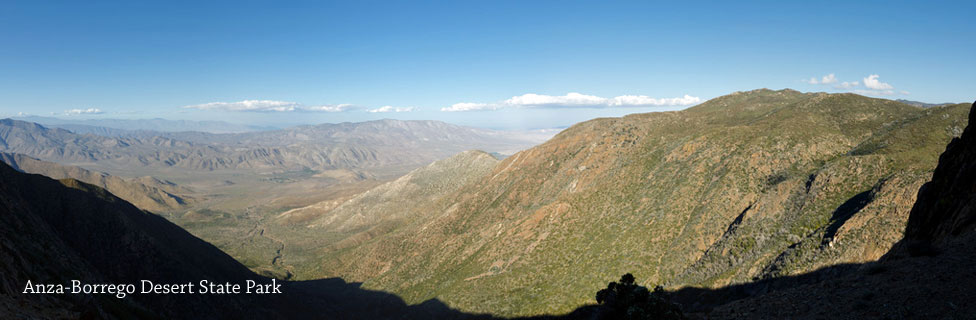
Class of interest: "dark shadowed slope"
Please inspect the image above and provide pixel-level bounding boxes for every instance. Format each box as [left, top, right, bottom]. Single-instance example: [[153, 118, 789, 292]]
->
[[0, 160, 262, 319], [901, 100, 976, 244], [0, 160, 495, 319]]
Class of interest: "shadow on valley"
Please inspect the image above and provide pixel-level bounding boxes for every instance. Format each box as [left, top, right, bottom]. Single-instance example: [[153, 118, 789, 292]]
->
[[0, 158, 495, 319], [822, 185, 876, 244], [272, 278, 496, 319], [276, 229, 976, 320], [527, 219, 976, 319]]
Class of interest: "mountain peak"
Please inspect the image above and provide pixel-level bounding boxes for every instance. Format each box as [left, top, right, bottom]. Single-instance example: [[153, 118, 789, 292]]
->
[[0, 118, 48, 130]]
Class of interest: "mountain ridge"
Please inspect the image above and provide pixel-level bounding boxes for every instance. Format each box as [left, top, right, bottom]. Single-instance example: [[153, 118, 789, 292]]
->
[[15, 116, 277, 134], [280, 90, 969, 316], [0, 152, 197, 212], [0, 118, 547, 175]]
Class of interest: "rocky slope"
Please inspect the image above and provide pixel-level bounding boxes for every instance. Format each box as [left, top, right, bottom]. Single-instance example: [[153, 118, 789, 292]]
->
[[684, 101, 976, 319], [278, 150, 499, 229], [0, 152, 196, 212], [266, 150, 500, 279], [295, 90, 969, 316]]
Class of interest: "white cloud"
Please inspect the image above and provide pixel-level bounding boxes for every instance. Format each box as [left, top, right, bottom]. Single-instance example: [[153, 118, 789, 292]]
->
[[367, 106, 415, 113], [442, 92, 701, 112], [806, 73, 906, 96], [504, 92, 608, 106], [182, 100, 360, 112], [821, 74, 838, 84], [853, 89, 896, 96], [304, 104, 356, 112], [807, 73, 837, 85], [441, 102, 499, 112], [608, 94, 702, 106], [64, 108, 104, 115], [183, 100, 298, 112], [862, 74, 893, 90], [806, 74, 836, 84], [835, 81, 859, 89]]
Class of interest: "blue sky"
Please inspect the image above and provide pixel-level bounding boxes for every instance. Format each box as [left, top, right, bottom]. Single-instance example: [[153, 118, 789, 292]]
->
[[1, 1, 973, 129]]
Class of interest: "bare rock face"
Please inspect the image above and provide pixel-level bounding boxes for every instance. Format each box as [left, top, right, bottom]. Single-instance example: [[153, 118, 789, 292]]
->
[[904, 101, 976, 243]]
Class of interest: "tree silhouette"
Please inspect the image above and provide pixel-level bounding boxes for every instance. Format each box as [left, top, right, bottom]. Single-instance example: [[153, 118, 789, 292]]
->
[[595, 273, 684, 319]]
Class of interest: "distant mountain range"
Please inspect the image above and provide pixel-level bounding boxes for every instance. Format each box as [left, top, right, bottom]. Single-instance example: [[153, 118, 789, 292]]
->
[[262, 90, 971, 316], [0, 118, 551, 175], [895, 99, 956, 108], [14, 116, 277, 134]]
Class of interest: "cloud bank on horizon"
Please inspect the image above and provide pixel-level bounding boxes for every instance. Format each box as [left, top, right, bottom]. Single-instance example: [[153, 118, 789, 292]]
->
[[176, 92, 700, 115], [367, 106, 415, 113], [63, 108, 104, 115], [441, 92, 702, 112], [183, 100, 361, 113]]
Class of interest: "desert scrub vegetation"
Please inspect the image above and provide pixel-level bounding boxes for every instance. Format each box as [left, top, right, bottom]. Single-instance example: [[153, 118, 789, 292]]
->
[[265, 91, 971, 316]]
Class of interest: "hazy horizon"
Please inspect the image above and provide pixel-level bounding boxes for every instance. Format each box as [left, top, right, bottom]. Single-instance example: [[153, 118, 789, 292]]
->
[[6, 90, 967, 132], [2, 1, 973, 130]]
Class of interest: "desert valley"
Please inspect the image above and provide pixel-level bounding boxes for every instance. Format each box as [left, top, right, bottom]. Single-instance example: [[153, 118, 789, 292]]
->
[[2, 1, 974, 319]]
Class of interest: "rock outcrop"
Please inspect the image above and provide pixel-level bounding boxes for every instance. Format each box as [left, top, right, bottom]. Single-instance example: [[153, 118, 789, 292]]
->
[[903, 101, 976, 243]]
